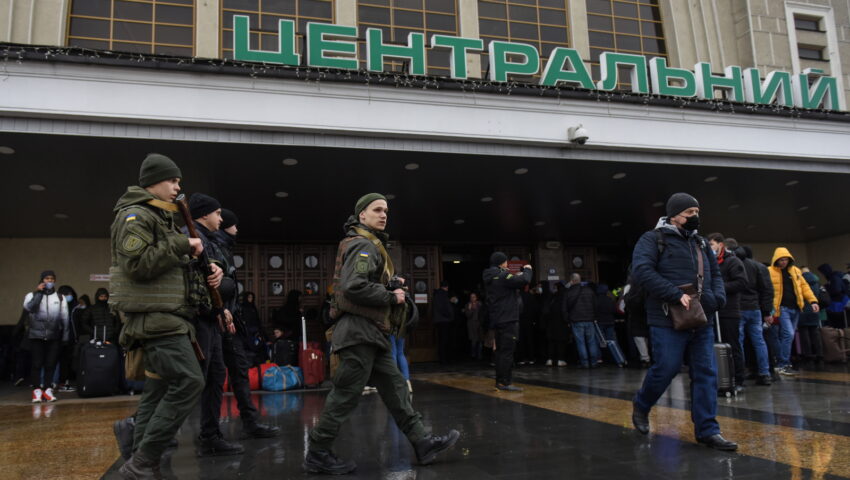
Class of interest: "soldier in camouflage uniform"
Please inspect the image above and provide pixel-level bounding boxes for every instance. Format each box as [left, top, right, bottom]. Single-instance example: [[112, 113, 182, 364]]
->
[[303, 193, 460, 475], [110, 153, 222, 479]]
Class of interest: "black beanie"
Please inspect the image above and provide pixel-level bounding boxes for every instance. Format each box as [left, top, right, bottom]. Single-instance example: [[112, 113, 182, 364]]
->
[[490, 252, 508, 267], [221, 209, 238, 229], [40, 270, 56, 281], [354, 193, 387, 216], [666, 192, 699, 218], [189, 193, 221, 219], [139, 153, 182, 187]]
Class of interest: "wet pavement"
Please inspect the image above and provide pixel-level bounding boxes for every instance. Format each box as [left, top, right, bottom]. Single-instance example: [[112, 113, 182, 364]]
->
[[5, 362, 850, 479]]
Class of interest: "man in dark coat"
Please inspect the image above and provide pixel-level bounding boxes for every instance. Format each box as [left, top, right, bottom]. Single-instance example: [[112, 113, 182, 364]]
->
[[734, 245, 774, 385], [81, 288, 121, 344], [482, 252, 533, 391], [707, 233, 748, 390], [566, 273, 600, 368], [631, 193, 737, 451]]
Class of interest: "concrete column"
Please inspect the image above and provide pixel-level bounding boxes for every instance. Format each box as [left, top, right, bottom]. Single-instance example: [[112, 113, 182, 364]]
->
[[659, 0, 696, 68], [0, 0, 11, 43], [457, 0, 481, 79], [567, 0, 589, 61], [195, 0, 220, 59], [336, 0, 356, 26]]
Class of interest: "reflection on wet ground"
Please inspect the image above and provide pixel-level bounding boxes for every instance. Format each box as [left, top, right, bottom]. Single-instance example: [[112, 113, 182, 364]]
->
[[5, 363, 850, 479]]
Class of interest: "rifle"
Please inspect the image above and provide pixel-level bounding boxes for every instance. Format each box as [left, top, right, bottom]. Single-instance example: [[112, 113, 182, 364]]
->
[[175, 194, 228, 334]]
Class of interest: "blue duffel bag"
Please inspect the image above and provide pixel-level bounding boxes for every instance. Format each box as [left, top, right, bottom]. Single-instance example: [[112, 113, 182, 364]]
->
[[262, 365, 303, 391]]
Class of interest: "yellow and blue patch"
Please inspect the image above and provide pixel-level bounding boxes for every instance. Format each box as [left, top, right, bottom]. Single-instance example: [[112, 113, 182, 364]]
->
[[359, 252, 370, 258], [125, 214, 137, 222]]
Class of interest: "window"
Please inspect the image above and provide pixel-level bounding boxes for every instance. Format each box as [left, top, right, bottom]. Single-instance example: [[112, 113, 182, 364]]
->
[[67, 0, 195, 56], [478, 0, 570, 80], [794, 15, 821, 32], [798, 45, 825, 61], [358, 0, 459, 75], [586, 0, 667, 90], [221, 0, 334, 59]]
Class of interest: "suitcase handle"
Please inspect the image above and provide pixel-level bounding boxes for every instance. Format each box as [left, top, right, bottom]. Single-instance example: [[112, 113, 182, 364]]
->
[[714, 312, 722, 343], [91, 324, 107, 344], [302, 315, 307, 351]]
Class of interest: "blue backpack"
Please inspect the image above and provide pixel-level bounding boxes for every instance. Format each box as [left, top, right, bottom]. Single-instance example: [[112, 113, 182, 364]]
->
[[262, 365, 303, 392]]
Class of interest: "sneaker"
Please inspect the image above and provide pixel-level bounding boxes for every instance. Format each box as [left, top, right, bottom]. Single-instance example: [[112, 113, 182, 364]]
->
[[495, 383, 523, 392], [32, 388, 43, 403], [756, 375, 772, 386], [303, 449, 357, 475], [557, 360, 567, 367], [42, 388, 57, 402], [545, 360, 553, 366], [59, 384, 76, 393], [414, 429, 460, 465], [778, 366, 799, 376]]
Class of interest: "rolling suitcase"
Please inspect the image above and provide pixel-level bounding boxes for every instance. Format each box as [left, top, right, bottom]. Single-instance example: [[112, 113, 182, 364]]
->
[[77, 326, 121, 398], [820, 326, 846, 363], [714, 313, 736, 397], [299, 316, 325, 387], [593, 321, 627, 367]]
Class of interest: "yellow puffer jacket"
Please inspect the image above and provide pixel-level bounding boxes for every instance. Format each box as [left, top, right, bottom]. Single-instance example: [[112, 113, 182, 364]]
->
[[768, 247, 817, 314]]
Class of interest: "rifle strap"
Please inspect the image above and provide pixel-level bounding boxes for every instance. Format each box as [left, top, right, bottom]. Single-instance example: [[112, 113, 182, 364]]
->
[[146, 198, 179, 212], [353, 227, 394, 281]]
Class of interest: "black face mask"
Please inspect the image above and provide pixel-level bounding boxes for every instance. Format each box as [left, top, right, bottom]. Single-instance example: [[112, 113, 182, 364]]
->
[[682, 214, 700, 232]]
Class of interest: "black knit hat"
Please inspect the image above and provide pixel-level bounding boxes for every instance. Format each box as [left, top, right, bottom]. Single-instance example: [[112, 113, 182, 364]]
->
[[354, 193, 387, 216], [490, 251, 508, 267], [40, 270, 56, 281], [139, 153, 182, 187], [221, 209, 238, 229], [189, 193, 221, 219], [666, 192, 700, 218]]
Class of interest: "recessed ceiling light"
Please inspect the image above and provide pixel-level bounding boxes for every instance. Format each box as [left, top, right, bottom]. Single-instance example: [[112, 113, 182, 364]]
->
[[704, 176, 718, 182], [454, 219, 465, 225], [452, 260, 461, 264], [570, 199, 582, 206], [514, 168, 528, 175], [0, 146, 14, 154], [275, 191, 289, 198], [386, 194, 396, 200], [797, 206, 809, 212], [282, 158, 298, 166], [728, 204, 739, 210], [806, 225, 816, 230], [404, 163, 419, 170], [481, 196, 493, 202], [785, 180, 799, 186], [54, 213, 69, 219], [652, 201, 664, 208], [534, 221, 546, 226], [29, 184, 46, 191], [612, 172, 627, 180], [270, 216, 282, 222], [611, 221, 622, 227]]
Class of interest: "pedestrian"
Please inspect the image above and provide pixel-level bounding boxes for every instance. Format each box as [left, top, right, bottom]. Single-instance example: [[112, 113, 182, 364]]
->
[[110, 153, 214, 477], [565, 273, 600, 369], [212, 207, 280, 439], [22, 270, 68, 403], [543, 281, 570, 366], [768, 247, 820, 375], [817, 263, 849, 328], [304, 193, 459, 474], [631, 192, 737, 451], [482, 252, 533, 391], [81, 288, 121, 344], [733, 245, 774, 385], [432, 281, 453, 364], [706, 233, 748, 391], [517, 284, 540, 365], [462, 292, 483, 360]]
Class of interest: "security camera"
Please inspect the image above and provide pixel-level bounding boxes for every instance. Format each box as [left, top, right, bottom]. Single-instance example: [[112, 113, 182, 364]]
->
[[568, 125, 589, 145]]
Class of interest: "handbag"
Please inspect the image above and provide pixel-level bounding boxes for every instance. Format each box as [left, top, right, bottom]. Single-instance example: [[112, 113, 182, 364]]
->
[[664, 241, 708, 331]]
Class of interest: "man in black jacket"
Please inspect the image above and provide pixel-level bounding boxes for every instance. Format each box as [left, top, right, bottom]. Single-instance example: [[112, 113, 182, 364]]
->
[[707, 233, 749, 390], [483, 252, 532, 392], [566, 274, 600, 368], [735, 245, 774, 385]]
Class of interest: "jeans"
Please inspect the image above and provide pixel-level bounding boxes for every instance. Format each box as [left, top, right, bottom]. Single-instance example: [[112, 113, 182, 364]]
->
[[195, 318, 226, 439], [778, 307, 800, 368], [572, 322, 600, 367], [389, 335, 410, 380], [634, 325, 720, 439], [29, 339, 60, 388], [739, 310, 770, 376]]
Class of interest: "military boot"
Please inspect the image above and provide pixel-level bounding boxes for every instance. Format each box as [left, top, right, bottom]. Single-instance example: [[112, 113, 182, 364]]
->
[[113, 416, 136, 460], [198, 434, 244, 457], [414, 429, 460, 465], [118, 451, 162, 480], [302, 449, 357, 475], [243, 422, 280, 439]]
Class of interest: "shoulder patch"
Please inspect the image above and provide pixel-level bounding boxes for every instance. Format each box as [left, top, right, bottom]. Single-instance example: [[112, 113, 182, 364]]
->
[[122, 234, 146, 253], [125, 214, 138, 222], [355, 259, 369, 274], [359, 251, 370, 257]]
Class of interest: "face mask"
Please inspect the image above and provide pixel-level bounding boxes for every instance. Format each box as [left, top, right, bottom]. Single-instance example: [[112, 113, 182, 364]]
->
[[65, 295, 74, 302], [45, 282, 55, 290], [683, 214, 700, 232]]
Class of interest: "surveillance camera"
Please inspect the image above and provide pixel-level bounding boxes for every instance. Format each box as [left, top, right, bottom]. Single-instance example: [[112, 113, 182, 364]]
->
[[568, 125, 589, 145]]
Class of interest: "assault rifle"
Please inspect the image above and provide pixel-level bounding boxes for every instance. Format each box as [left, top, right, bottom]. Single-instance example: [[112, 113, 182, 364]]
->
[[176, 194, 228, 333]]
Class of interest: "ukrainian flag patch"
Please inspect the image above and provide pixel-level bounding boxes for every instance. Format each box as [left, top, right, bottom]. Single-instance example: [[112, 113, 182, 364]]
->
[[125, 214, 137, 222], [359, 252, 370, 257]]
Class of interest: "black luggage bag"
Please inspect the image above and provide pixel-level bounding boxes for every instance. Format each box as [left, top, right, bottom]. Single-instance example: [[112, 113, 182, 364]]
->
[[77, 326, 121, 398], [713, 313, 736, 397]]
